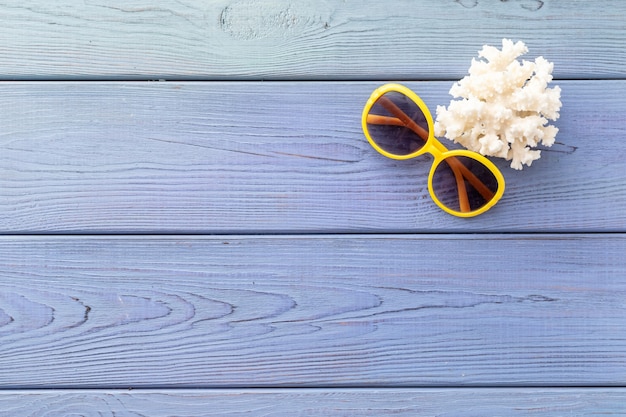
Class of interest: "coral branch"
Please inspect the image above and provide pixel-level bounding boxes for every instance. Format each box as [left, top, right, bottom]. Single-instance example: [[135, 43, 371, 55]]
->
[[434, 39, 562, 170]]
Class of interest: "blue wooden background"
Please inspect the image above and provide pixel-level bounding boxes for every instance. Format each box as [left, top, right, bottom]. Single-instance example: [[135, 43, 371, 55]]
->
[[1, 0, 625, 415]]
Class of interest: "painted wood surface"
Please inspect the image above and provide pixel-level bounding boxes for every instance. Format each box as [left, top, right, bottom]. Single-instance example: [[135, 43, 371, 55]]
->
[[1, 0, 624, 413], [1, 80, 624, 234], [1, 389, 626, 416], [1, 235, 625, 387], [0, 0, 624, 80]]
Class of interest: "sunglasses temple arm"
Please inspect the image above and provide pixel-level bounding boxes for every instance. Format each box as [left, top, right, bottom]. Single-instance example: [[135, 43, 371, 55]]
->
[[446, 157, 495, 202], [372, 99, 495, 202], [377, 97, 430, 142], [453, 167, 471, 212], [366, 114, 407, 128]]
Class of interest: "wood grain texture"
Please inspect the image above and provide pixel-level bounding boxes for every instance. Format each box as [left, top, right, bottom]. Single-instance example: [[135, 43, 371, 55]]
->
[[1, 235, 625, 387], [1, 0, 623, 411], [1, 80, 624, 233], [1, 388, 626, 416], [0, 0, 624, 80]]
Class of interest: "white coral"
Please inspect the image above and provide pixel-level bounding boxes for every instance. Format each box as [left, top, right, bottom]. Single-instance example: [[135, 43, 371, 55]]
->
[[434, 39, 562, 170]]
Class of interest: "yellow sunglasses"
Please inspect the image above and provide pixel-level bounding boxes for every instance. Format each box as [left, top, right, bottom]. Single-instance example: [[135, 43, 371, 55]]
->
[[362, 83, 505, 217]]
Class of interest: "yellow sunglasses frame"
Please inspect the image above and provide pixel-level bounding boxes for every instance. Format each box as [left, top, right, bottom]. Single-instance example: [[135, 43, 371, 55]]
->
[[361, 83, 505, 218]]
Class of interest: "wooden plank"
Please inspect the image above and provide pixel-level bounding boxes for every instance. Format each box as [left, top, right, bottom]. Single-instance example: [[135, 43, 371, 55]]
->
[[1, 81, 624, 233], [0, 0, 624, 80], [1, 388, 626, 415], [1, 235, 625, 387]]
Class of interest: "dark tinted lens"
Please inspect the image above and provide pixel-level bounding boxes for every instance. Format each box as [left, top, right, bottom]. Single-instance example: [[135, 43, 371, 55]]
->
[[366, 91, 429, 156], [432, 155, 499, 213]]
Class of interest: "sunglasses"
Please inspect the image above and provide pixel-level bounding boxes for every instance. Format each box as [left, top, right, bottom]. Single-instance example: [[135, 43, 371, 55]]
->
[[362, 83, 505, 217]]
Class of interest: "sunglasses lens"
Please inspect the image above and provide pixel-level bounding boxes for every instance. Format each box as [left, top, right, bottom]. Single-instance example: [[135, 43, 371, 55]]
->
[[432, 155, 500, 213], [366, 92, 429, 156]]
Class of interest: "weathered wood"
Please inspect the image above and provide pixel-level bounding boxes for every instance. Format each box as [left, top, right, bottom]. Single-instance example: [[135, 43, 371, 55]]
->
[[0, 0, 623, 412], [0, 81, 624, 233], [1, 235, 625, 387], [1, 389, 626, 415], [0, 0, 624, 79]]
